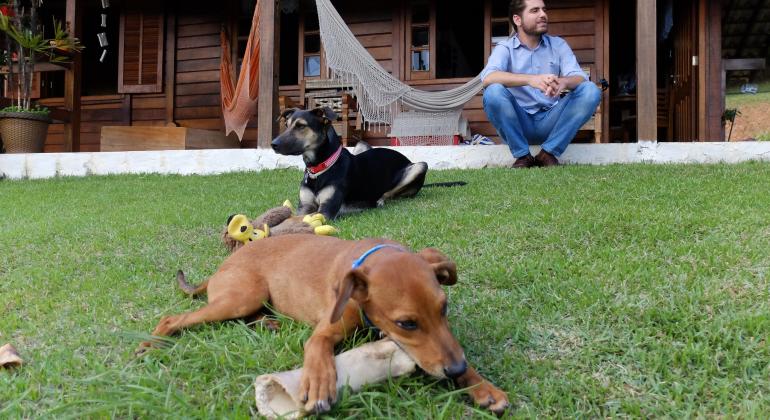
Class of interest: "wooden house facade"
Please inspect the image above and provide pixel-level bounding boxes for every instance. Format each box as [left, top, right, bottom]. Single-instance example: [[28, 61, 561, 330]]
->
[[2, 0, 726, 152]]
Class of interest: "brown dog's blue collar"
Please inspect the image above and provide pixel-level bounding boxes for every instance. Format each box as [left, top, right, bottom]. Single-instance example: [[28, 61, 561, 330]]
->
[[352, 244, 405, 332], [351, 244, 405, 269], [361, 309, 377, 331]]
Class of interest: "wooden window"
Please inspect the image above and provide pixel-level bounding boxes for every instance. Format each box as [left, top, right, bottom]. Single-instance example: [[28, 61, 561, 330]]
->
[[299, 11, 325, 79], [484, 0, 513, 61], [405, 0, 435, 80], [118, 2, 164, 93]]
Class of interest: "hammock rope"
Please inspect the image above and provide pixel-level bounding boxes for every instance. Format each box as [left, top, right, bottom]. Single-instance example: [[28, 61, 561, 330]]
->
[[314, 0, 482, 135], [219, 0, 483, 141]]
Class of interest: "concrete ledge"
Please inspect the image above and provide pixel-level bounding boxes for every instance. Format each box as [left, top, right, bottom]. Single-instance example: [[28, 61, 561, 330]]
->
[[1, 142, 770, 180]]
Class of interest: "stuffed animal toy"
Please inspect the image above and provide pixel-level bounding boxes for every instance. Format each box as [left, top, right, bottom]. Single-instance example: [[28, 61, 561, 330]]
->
[[222, 201, 338, 252]]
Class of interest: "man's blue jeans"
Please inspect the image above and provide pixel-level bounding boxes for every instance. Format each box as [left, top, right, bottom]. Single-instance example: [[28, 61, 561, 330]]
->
[[482, 82, 601, 158]]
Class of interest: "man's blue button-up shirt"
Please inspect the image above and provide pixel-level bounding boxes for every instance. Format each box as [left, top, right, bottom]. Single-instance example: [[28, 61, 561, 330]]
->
[[480, 34, 586, 114]]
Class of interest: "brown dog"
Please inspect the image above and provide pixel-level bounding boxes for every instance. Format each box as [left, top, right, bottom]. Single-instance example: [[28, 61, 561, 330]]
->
[[138, 234, 509, 414]]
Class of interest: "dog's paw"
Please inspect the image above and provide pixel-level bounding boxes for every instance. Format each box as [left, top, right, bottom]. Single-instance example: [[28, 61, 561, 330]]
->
[[470, 381, 510, 416], [261, 318, 282, 331], [298, 351, 338, 414]]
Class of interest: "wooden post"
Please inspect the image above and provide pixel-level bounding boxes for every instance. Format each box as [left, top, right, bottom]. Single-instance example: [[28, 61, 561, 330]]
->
[[121, 94, 132, 125], [393, 0, 404, 81], [700, 0, 723, 141], [64, 0, 82, 152], [257, 0, 280, 148], [595, 0, 609, 142], [165, 12, 177, 125], [636, 0, 657, 142]]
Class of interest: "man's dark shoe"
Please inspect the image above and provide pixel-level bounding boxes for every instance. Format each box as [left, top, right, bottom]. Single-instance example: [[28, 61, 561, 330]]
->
[[512, 154, 537, 168], [535, 149, 560, 167]]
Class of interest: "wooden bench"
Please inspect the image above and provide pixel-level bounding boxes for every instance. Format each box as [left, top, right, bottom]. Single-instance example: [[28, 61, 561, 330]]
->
[[578, 65, 603, 143], [100, 126, 240, 151]]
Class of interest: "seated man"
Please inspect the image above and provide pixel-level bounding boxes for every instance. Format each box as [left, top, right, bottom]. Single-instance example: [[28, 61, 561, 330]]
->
[[481, 0, 601, 168]]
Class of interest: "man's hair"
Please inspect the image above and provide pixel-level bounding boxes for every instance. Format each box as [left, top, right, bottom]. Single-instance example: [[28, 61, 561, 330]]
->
[[509, 0, 528, 33]]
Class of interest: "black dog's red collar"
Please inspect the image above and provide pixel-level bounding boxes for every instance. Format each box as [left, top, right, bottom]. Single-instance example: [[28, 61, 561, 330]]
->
[[306, 146, 343, 176]]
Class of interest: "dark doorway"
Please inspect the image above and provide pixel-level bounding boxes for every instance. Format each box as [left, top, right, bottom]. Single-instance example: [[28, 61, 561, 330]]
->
[[81, 0, 120, 96], [657, 0, 698, 141], [436, 0, 484, 79], [608, 1, 637, 141], [279, 10, 299, 85]]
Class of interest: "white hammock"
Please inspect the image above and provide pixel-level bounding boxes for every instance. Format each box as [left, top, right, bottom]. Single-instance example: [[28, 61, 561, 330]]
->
[[315, 0, 482, 140]]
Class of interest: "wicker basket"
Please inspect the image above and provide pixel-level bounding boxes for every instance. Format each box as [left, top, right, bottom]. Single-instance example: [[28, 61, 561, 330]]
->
[[0, 112, 51, 154]]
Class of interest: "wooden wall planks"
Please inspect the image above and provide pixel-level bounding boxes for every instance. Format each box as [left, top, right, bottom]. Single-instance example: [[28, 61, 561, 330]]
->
[[37, 1, 602, 151]]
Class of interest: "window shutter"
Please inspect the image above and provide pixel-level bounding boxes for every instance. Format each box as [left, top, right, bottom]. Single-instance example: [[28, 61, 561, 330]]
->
[[119, 4, 164, 93]]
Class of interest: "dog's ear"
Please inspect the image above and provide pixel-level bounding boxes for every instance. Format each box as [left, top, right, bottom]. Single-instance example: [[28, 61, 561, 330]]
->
[[330, 267, 370, 323], [418, 248, 458, 286], [313, 107, 337, 125], [278, 108, 298, 122]]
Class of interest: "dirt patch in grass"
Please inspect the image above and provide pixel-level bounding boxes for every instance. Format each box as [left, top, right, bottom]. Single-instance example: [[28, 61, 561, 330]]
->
[[726, 101, 770, 141], [725, 84, 770, 141]]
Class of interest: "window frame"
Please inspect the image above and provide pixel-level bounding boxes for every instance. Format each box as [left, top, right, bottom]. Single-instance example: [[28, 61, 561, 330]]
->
[[484, 0, 513, 64], [404, 0, 436, 81], [298, 10, 326, 80]]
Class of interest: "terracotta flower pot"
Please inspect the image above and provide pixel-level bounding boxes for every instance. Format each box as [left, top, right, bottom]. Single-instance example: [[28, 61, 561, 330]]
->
[[0, 112, 51, 153]]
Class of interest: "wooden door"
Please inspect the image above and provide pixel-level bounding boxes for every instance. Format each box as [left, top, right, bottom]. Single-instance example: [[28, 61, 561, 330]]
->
[[669, 0, 698, 141]]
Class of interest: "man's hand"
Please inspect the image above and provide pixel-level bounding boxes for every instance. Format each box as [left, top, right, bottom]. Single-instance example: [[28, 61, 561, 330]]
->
[[529, 74, 566, 97], [549, 77, 569, 97], [528, 73, 557, 94], [483, 71, 584, 95]]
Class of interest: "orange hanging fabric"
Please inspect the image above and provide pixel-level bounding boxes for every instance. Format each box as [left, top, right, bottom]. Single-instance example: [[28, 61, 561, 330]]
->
[[220, 1, 261, 140]]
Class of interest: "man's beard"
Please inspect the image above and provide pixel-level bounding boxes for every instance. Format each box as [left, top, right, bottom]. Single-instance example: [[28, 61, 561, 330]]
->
[[522, 19, 548, 36]]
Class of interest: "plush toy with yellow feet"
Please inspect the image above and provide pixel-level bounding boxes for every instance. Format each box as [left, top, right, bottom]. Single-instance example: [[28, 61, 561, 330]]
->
[[222, 200, 338, 252]]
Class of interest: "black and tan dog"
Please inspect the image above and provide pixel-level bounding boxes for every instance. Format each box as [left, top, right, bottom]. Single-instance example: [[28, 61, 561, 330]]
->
[[271, 107, 429, 220]]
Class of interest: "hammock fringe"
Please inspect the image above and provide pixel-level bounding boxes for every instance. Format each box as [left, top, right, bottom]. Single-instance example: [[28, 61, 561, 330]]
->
[[315, 0, 482, 138]]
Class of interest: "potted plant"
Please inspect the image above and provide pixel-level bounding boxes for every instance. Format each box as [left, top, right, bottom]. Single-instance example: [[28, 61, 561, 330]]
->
[[0, 0, 82, 153]]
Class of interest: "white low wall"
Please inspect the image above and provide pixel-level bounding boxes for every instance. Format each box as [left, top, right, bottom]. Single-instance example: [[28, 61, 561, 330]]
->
[[1, 142, 770, 180]]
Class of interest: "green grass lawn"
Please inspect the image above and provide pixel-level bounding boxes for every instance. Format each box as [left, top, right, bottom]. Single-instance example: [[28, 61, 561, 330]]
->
[[725, 81, 770, 106], [2, 164, 770, 418], [725, 90, 770, 108]]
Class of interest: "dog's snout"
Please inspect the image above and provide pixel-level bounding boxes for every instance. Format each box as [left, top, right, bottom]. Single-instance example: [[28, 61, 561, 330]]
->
[[270, 138, 281, 151], [443, 359, 467, 379]]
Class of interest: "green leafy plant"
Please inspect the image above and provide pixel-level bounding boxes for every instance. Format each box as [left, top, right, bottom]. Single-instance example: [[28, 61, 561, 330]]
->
[[0, 0, 83, 114], [48, 18, 82, 61], [1, 103, 48, 114], [722, 108, 741, 142]]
